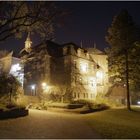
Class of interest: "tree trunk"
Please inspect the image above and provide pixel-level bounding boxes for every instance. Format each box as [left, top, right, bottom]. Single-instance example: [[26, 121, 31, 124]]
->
[[125, 51, 131, 110], [9, 87, 12, 104]]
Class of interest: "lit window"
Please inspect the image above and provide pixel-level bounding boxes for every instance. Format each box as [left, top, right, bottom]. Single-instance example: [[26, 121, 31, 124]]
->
[[10, 63, 24, 86], [96, 70, 104, 85], [80, 62, 88, 73], [10, 63, 21, 73], [86, 53, 89, 59], [89, 77, 96, 87], [76, 75, 82, 84]]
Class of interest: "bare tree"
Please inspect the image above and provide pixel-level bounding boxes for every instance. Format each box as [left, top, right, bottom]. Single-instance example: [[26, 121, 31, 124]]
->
[[0, 50, 9, 58], [0, 1, 65, 42]]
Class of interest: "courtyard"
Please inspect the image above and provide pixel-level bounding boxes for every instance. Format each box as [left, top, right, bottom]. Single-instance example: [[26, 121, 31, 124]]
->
[[0, 109, 101, 139], [0, 107, 140, 139]]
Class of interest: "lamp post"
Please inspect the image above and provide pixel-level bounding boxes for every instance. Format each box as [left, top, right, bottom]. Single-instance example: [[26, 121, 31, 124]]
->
[[41, 82, 49, 93], [42, 82, 47, 88], [31, 84, 36, 95]]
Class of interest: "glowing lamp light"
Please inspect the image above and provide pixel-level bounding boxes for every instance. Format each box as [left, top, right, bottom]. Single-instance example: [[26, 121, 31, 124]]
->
[[137, 101, 140, 105], [42, 82, 47, 87], [31, 85, 35, 90], [42, 82, 49, 92]]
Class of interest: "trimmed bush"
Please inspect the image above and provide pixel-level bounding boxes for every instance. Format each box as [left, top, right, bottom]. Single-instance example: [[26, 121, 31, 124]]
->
[[0, 108, 28, 119], [27, 102, 48, 110], [70, 99, 109, 113], [47, 102, 68, 109], [67, 104, 84, 109]]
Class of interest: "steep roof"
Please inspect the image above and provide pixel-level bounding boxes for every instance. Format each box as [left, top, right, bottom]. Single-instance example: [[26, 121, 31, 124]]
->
[[20, 40, 104, 64], [34, 40, 63, 57], [86, 47, 105, 55], [29, 40, 88, 58]]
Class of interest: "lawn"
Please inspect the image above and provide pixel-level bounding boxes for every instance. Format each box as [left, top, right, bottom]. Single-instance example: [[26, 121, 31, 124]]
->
[[84, 106, 140, 139]]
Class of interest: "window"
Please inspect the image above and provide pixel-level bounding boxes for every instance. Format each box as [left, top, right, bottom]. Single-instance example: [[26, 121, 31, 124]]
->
[[73, 93, 76, 98], [63, 47, 67, 55], [76, 75, 82, 84], [77, 49, 81, 56], [80, 62, 88, 73], [86, 53, 89, 59], [77, 93, 80, 98], [89, 77, 96, 87], [96, 70, 104, 85], [73, 60, 77, 69], [83, 93, 86, 98]]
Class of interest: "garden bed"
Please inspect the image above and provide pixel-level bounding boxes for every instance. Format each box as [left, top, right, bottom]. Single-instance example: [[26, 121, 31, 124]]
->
[[46, 101, 109, 114], [27, 99, 110, 114]]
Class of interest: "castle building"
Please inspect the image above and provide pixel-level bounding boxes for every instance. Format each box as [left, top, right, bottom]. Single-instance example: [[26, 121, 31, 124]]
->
[[20, 35, 108, 100]]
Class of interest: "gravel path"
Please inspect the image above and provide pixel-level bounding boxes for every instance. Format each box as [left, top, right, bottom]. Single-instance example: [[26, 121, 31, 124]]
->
[[0, 109, 101, 139]]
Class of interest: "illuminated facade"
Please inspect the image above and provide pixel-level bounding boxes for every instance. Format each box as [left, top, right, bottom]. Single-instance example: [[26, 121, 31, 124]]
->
[[0, 52, 24, 86], [21, 37, 108, 100]]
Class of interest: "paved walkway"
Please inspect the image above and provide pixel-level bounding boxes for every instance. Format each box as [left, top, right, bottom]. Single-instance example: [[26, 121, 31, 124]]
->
[[0, 109, 101, 139]]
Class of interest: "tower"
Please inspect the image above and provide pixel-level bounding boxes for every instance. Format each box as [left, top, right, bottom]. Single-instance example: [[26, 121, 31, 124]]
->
[[25, 32, 32, 53], [80, 40, 83, 48]]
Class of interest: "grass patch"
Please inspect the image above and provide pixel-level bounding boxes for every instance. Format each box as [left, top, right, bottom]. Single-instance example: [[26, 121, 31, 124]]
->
[[85, 106, 140, 139]]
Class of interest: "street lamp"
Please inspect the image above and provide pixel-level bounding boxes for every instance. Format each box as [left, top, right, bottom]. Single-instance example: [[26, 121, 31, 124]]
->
[[42, 82, 47, 87], [31, 84, 36, 95], [41, 82, 50, 93], [31, 85, 35, 90]]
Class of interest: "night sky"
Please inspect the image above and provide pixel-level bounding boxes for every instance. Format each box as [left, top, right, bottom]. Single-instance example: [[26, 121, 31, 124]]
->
[[1, 1, 140, 54]]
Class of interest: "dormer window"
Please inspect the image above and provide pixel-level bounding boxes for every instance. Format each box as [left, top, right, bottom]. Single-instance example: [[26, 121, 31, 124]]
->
[[77, 49, 81, 56], [86, 52, 89, 59], [63, 47, 67, 55]]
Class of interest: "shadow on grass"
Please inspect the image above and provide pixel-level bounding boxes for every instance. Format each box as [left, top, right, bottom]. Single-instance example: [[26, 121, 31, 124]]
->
[[108, 106, 140, 115], [80, 107, 110, 114], [130, 108, 140, 113]]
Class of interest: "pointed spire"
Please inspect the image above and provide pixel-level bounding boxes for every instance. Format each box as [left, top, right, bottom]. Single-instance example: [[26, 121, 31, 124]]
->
[[80, 40, 83, 48], [25, 31, 32, 53], [94, 41, 96, 49], [27, 32, 31, 41]]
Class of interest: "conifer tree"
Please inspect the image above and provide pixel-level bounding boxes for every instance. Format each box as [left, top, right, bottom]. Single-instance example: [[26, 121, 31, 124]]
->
[[106, 10, 140, 110]]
